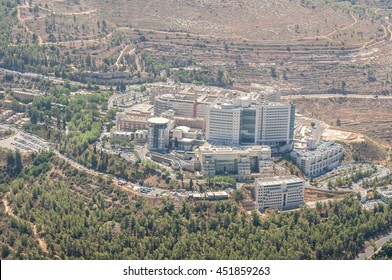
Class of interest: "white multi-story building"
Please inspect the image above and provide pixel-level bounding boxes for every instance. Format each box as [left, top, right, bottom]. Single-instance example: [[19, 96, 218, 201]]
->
[[206, 101, 242, 146], [258, 145, 274, 177], [253, 176, 305, 211], [195, 145, 273, 180], [290, 142, 344, 177], [154, 92, 218, 118], [116, 112, 150, 132], [115, 104, 154, 132], [206, 95, 295, 153], [250, 84, 281, 102]]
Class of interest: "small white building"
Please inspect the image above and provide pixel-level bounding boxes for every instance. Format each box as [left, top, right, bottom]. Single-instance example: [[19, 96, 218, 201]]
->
[[253, 176, 305, 211], [170, 125, 203, 151], [134, 130, 148, 144], [190, 191, 229, 201], [110, 131, 134, 141]]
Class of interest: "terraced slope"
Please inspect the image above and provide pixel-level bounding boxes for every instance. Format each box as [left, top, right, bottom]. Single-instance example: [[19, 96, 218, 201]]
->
[[8, 0, 392, 94]]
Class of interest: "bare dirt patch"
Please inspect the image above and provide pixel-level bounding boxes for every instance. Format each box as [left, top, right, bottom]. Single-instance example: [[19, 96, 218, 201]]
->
[[295, 97, 392, 146]]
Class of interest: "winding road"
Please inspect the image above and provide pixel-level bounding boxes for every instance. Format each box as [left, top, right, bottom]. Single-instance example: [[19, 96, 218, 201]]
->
[[282, 93, 392, 100], [356, 231, 392, 260]]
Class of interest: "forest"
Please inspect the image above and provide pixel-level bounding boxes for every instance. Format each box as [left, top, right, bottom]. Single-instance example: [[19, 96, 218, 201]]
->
[[24, 86, 114, 167], [0, 0, 232, 88], [372, 239, 392, 260], [0, 0, 69, 75], [1, 150, 391, 260]]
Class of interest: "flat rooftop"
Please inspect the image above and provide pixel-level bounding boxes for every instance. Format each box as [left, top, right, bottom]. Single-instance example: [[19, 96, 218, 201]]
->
[[127, 103, 154, 114], [198, 145, 271, 154], [157, 92, 215, 104], [148, 117, 170, 125], [12, 89, 43, 96], [292, 142, 342, 157], [256, 176, 304, 185], [211, 95, 287, 110], [117, 113, 149, 122]]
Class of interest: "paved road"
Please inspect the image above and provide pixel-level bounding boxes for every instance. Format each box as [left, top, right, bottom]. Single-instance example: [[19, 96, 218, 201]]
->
[[3, 125, 179, 199], [282, 93, 392, 100], [356, 231, 392, 260], [0, 67, 109, 90]]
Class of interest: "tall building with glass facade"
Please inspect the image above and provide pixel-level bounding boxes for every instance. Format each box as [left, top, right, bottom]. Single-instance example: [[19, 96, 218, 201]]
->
[[147, 117, 175, 151], [206, 95, 295, 153]]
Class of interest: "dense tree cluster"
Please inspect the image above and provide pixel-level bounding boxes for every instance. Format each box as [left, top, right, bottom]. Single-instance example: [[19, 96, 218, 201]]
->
[[0, 1, 69, 75], [327, 167, 377, 189], [5, 149, 23, 176], [25, 86, 109, 156], [1, 44, 66, 75], [372, 239, 392, 260], [206, 176, 237, 190], [27, 90, 131, 178], [24, 89, 173, 184], [0, 0, 233, 88], [1, 152, 391, 260], [142, 54, 192, 78], [0, 149, 23, 184], [0, 0, 17, 47], [176, 68, 233, 87]]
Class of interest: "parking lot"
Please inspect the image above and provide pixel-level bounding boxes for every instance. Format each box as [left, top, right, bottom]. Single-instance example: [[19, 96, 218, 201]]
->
[[0, 126, 49, 152], [314, 162, 390, 189]]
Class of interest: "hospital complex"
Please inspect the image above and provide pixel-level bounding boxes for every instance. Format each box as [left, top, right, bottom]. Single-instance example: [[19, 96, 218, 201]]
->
[[114, 84, 344, 211]]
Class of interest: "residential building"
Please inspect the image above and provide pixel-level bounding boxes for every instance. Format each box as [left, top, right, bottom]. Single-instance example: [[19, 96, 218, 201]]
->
[[253, 176, 305, 211], [12, 89, 43, 101], [290, 142, 344, 177], [0, 110, 14, 121]]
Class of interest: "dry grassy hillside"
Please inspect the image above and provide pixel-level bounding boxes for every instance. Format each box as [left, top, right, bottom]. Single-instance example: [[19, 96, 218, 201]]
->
[[37, 0, 376, 42], [88, 0, 357, 40], [294, 97, 392, 145], [9, 0, 392, 94]]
